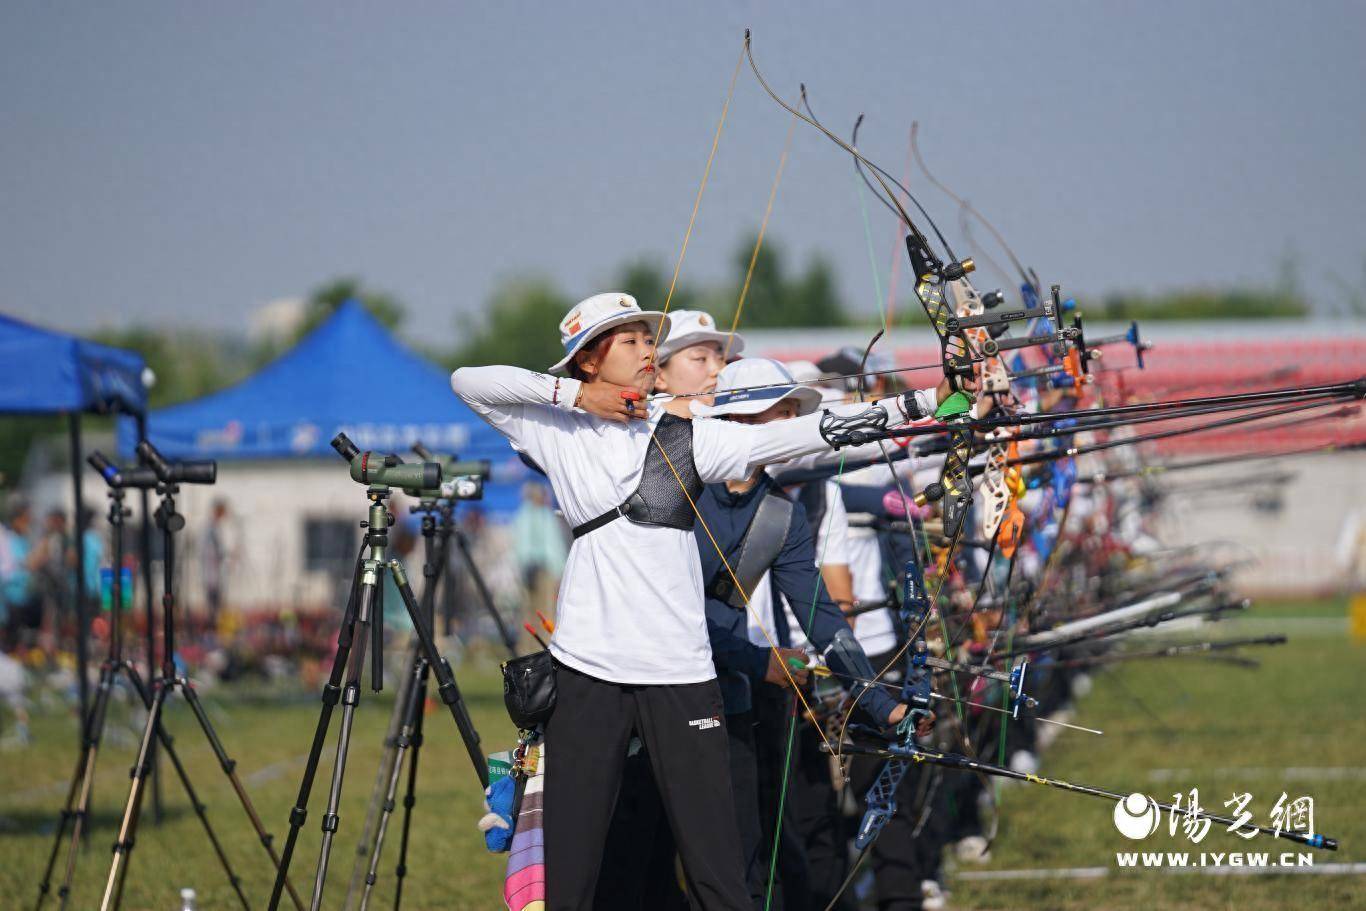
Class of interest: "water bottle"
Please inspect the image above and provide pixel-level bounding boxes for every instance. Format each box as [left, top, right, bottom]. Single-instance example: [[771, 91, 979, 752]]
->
[[179, 887, 196, 911]]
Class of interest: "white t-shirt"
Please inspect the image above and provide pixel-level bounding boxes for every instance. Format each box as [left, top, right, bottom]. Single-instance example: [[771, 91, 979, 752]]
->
[[840, 459, 915, 658], [452, 365, 932, 685]]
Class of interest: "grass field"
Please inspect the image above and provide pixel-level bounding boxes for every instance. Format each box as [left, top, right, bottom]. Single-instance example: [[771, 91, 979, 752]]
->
[[2, 598, 1362, 910]]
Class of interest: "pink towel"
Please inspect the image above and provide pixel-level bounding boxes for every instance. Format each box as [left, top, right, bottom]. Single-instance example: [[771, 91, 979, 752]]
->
[[504, 744, 545, 910]]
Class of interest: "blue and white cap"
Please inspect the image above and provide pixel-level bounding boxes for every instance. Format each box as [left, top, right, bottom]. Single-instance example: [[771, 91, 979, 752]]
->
[[692, 357, 824, 418], [548, 292, 672, 375]]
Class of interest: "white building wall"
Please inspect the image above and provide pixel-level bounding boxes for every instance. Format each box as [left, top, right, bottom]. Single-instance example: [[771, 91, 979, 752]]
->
[[1148, 453, 1364, 597], [32, 460, 447, 613]]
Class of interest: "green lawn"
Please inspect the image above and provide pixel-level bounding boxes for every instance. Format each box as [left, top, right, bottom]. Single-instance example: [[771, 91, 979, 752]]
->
[[1, 599, 1361, 910]]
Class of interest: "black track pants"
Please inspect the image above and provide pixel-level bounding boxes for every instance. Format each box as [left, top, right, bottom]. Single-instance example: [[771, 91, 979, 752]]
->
[[544, 662, 750, 911]]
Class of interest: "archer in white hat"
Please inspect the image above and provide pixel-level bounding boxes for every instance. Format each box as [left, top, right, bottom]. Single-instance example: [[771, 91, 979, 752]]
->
[[548, 292, 672, 379], [449, 303, 943, 905], [652, 309, 745, 408], [692, 358, 823, 421]]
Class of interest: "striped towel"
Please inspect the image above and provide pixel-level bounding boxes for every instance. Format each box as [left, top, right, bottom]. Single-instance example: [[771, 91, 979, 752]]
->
[[504, 744, 545, 911]]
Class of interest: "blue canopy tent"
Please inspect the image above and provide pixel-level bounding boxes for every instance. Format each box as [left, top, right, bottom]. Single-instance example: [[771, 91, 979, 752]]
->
[[0, 312, 150, 729], [119, 300, 529, 513]]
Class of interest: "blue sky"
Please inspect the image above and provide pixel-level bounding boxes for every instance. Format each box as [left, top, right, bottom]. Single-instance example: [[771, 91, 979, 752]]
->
[[3, 1, 1363, 340]]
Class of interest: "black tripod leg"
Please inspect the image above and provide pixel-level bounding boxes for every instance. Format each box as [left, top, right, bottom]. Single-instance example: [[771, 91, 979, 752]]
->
[[179, 679, 306, 911], [34, 754, 82, 911], [47, 662, 119, 910], [344, 639, 420, 911], [308, 579, 375, 911], [267, 557, 364, 911], [389, 661, 429, 911], [356, 656, 427, 910], [451, 530, 518, 656], [389, 560, 488, 788]]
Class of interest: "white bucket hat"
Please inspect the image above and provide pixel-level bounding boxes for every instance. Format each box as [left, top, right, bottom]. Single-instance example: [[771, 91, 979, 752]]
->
[[655, 309, 745, 364], [693, 357, 824, 418], [548, 292, 672, 375], [786, 360, 846, 406]]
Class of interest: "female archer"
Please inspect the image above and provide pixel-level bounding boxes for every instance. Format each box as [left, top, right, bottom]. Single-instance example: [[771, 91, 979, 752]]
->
[[451, 292, 947, 910]]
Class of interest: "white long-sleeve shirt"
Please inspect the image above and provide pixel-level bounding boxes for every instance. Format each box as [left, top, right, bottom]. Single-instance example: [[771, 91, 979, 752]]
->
[[451, 365, 934, 684]]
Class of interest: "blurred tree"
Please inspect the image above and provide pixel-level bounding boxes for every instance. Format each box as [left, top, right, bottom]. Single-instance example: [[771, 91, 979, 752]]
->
[[300, 277, 405, 336], [0, 415, 62, 490], [446, 277, 571, 371], [613, 257, 701, 314], [1094, 288, 1307, 321], [90, 327, 250, 408], [723, 234, 850, 328]]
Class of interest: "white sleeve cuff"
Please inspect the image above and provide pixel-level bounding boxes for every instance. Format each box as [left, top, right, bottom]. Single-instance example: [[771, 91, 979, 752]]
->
[[553, 376, 583, 411]]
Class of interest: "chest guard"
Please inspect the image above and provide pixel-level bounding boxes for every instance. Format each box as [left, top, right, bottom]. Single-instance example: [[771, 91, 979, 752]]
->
[[707, 488, 794, 610], [571, 413, 702, 539]]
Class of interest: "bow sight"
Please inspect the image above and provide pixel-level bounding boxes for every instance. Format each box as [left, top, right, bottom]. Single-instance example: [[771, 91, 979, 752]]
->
[[1086, 320, 1151, 369]]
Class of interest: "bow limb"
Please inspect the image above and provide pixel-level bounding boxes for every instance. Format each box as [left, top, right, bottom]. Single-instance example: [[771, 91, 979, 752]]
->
[[911, 120, 1035, 295]]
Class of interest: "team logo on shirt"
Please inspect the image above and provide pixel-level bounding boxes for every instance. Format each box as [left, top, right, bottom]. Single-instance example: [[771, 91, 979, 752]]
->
[[688, 716, 722, 732]]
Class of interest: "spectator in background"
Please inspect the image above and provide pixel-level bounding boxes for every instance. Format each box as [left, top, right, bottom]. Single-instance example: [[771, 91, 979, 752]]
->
[[38, 509, 70, 640], [0, 506, 15, 629], [1, 500, 45, 650], [510, 482, 567, 629], [201, 499, 238, 634], [0, 645, 30, 748], [78, 508, 103, 607]]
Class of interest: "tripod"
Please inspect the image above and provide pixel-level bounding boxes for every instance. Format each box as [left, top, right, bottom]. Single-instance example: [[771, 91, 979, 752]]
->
[[343, 492, 514, 910], [267, 435, 488, 911], [94, 444, 302, 911]]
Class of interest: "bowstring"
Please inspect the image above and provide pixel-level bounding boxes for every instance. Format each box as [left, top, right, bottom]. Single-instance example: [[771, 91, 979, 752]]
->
[[724, 109, 797, 361], [646, 41, 744, 372]]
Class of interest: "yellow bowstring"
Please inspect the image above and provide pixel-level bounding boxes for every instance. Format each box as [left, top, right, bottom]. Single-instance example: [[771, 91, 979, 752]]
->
[[722, 108, 797, 361], [647, 42, 744, 371]]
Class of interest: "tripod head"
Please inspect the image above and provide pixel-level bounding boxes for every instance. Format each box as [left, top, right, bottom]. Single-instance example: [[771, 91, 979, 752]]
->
[[406, 442, 490, 501], [332, 433, 440, 491], [88, 451, 159, 490], [135, 440, 217, 486]]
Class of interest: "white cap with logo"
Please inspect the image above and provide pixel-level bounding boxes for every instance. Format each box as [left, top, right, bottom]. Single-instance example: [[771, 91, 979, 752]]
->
[[548, 293, 672, 375], [655, 309, 745, 365]]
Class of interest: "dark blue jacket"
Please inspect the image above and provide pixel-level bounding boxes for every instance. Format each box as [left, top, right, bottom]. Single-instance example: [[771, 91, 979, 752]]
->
[[697, 474, 899, 723]]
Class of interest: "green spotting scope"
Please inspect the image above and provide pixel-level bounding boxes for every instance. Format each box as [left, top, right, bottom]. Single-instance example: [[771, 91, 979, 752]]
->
[[406, 442, 490, 500], [411, 442, 491, 480], [332, 433, 440, 490]]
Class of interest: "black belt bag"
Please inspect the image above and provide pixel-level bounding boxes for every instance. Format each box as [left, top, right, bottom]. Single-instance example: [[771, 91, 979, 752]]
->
[[501, 650, 557, 730]]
